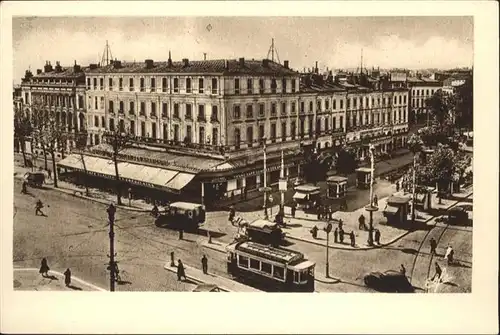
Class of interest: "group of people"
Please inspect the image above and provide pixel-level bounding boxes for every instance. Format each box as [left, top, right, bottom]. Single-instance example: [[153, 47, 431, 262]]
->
[[39, 258, 73, 287], [176, 255, 209, 282]]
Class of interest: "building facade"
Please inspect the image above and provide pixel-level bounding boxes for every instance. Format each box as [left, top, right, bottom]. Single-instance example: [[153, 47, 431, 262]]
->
[[20, 61, 87, 152], [406, 77, 442, 125]]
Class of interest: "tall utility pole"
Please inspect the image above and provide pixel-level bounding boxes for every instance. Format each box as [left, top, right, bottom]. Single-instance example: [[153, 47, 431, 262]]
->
[[365, 144, 377, 246], [411, 153, 417, 223], [101, 40, 114, 66], [280, 150, 285, 210], [107, 205, 116, 292], [263, 139, 268, 219], [266, 38, 281, 64]]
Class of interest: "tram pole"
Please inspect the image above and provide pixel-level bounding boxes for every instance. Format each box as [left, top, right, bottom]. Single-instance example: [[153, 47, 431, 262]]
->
[[324, 222, 332, 278]]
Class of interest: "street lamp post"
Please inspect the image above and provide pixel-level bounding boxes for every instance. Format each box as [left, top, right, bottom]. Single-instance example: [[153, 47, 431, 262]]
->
[[411, 153, 417, 223], [324, 222, 332, 278], [365, 144, 378, 246], [258, 138, 271, 220]]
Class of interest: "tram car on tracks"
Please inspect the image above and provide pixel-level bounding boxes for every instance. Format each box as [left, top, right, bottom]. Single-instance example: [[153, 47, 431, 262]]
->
[[155, 202, 206, 231], [226, 241, 316, 292]]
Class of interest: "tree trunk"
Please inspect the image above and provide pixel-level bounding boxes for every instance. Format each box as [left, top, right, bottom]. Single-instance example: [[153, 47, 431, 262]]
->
[[113, 153, 122, 205], [50, 150, 58, 188], [20, 138, 27, 167], [80, 153, 90, 196], [42, 144, 48, 170]]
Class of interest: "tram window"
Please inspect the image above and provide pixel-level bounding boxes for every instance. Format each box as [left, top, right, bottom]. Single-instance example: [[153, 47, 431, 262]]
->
[[261, 262, 272, 274], [239, 255, 249, 268], [250, 259, 260, 270], [273, 266, 284, 279], [293, 271, 300, 283]]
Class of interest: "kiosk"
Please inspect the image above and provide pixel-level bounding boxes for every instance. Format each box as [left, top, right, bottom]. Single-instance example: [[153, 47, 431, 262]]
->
[[326, 175, 348, 200], [383, 195, 411, 226], [355, 167, 373, 189]]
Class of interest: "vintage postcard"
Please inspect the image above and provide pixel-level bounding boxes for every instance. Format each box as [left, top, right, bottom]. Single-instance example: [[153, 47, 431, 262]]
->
[[1, 1, 498, 334]]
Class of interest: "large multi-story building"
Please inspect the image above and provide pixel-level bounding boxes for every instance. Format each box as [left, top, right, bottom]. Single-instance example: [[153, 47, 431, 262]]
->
[[20, 61, 87, 151], [406, 76, 442, 125]]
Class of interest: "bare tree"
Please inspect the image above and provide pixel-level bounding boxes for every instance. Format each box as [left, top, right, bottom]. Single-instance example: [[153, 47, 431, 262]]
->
[[74, 130, 90, 196], [103, 129, 132, 205], [13, 105, 33, 167], [42, 118, 69, 188]]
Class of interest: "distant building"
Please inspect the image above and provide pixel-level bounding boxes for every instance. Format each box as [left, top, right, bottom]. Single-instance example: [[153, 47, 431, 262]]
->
[[406, 75, 442, 125]]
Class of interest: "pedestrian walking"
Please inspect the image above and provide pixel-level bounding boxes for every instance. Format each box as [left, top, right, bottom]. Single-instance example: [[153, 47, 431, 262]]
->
[[339, 228, 344, 244], [64, 268, 72, 287], [107, 203, 116, 223], [228, 206, 235, 222], [349, 231, 355, 247], [179, 229, 184, 240], [35, 199, 45, 216], [39, 258, 50, 277], [310, 226, 318, 239], [374, 229, 381, 245], [432, 262, 442, 281], [21, 180, 28, 194], [373, 194, 378, 206], [201, 255, 208, 274], [430, 237, 437, 255], [177, 259, 187, 281], [47, 168, 52, 180], [444, 245, 454, 265], [244, 187, 248, 200], [333, 227, 338, 243], [358, 214, 366, 230], [128, 187, 132, 207]]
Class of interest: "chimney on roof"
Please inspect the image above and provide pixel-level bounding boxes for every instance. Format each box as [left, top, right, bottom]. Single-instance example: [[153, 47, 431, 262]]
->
[[113, 60, 122, 69], [182, 58, 189, 67], [224, 59, 229, 69], [89, 63, 98, 70], [36, 69, 42, 75], [315, 61, 318, 74], [262, 59, 270, 67], [55, 61, 62, 72], [168, 51, 173, 67], [145, 59, 154, 69], [73, 61, 82, 73], [43, 61, 53, 73], [239, 57, 245, 67], [284, 60, 289, 69]]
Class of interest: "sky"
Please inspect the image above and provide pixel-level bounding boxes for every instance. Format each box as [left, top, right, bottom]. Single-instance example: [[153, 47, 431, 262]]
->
[[12, 16, 473, 83]]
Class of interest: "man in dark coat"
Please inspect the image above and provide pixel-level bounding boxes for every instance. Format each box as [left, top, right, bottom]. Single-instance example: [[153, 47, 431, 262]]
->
[[333, 227, 338, 243], [107, 203, 116, 223], [39, 258, 50, 277], [374, 229, 381, 245], [358, 214, 366, 230], [35, 199, 44, 216], [339, 228, 344, 243], [64, 268, 72, 287], [291, 203, 296, 218], [349, 231, 355, 247], [177, 259, 187, 281], [430, 237, 437, 255], [21, 180, 28, 194], [201, 255, 208, 274], [373, 194, 378, 206]]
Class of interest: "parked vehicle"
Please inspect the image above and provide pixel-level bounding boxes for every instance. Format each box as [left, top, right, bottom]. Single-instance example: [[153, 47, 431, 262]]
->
[[24, 171, 45, 188], [292, 184, 321, 211], [364, 270, 414, 293], [154, 201, 206, 231], [246, 219, 285, 247]]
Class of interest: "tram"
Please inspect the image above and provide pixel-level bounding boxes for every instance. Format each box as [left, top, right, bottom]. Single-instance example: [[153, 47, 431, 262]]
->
[[155, 202, 206, 231], [226, 241, 316, 292]]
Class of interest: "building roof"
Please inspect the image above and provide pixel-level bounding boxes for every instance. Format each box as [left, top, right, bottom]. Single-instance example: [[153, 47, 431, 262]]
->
[[84, 59, 298, 76], [32, 67, 86, 79], [236, 241, 304, 265]]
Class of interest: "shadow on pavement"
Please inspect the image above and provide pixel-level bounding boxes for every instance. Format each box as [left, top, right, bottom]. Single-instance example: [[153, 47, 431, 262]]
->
[[117, 280, 132, 286], [44, 275, 59, 280], [67, 284, 83, 290]]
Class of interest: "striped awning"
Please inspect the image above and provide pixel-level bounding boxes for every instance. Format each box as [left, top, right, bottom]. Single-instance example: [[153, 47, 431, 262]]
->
[[57, 154, 196, 192]]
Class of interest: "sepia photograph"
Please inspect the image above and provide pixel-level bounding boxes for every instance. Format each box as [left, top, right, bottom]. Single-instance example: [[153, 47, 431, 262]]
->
[[1, 1, 498, 334]]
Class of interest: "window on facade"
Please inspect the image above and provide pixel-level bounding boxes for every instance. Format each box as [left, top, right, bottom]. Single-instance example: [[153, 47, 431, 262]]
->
[[291, 79, 296, 93], [281, 102, 286, 115], [404, 95, 407, 104], [101, 116, 106, 128], [246, 126, 253, 146], [151, 78, 156, 91], [339, 116, 344, 130], [259, 124, 265, 141], [308, 101, 313, 112], [94, 97, 98, 110], [346, 98, 350, 109], [211, 78, 218, 94], [93, 78, 97, 90], [94, 116, 99, 128], [259, 104, 265, 117], [78, 96, 84, 109], [398, 110, 402, 122], [316, 100, 321, 112], [199, 126, 205, 144], [300, 101, 305, 113], [246, 105, 253, 119], [109, 78, 113, 90], [109, 118, 115, 131], [174, 104, 180, 118], [198, 105, 205, 121], [281, 122, 287, 140], [271, 103, 277, 116], [119, 119, 125, 133], [173, 124, 179, 142], [291, 102, 296, 114], [353, 98, 357, 108], [162, 78, 167, 92], [186, 78, 192, 93], [151, 102, 156, 116], [291, 121, 296, 140], [271, 123, 276, 142], [234, 128, 241, 149], [151, 122, 157, 138], [271, 79, 277, 93], [426, 89, 429, 95], [259, 79, 265, 94], [130, 120, 135, 135], [234, 78, 240, 94], [233, 105, 241, 119], [247, 78, 253, 94], [87, 78, 91, 89], [140, 102, 146, 115], [119, 78, 123, 91], [325, 117, 330, 131], [129, 78, 134, 91], [212, 128, 218, 145], [141, 121, 146, 137], [140, 78, 145, 92], [130, 101, 135, 114], [325, 99, 330, 110], [99, 78, 103, 90], [186, 104, 192, 120], [173, 78, 179, 93], [185, 125, 192, 143], [332, 99, 337, 110], [119, 101, 124, 113], [340, 99, 344, 109], [211, 106, 218, 121], [282, 78, 287, 93], [162, 103, 167, 117], [198, 78, 204, 93]]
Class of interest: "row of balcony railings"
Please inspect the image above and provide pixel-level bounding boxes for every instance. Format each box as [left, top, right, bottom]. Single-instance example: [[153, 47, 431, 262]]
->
[[106, 110, 219, 123], [89, 86, 219, 95]]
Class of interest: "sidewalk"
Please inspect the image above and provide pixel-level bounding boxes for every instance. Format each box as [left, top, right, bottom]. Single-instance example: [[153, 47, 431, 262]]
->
[[13, 268, 106, 291], [163, 262, 262, 292], [13, 163, 162, 213]]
